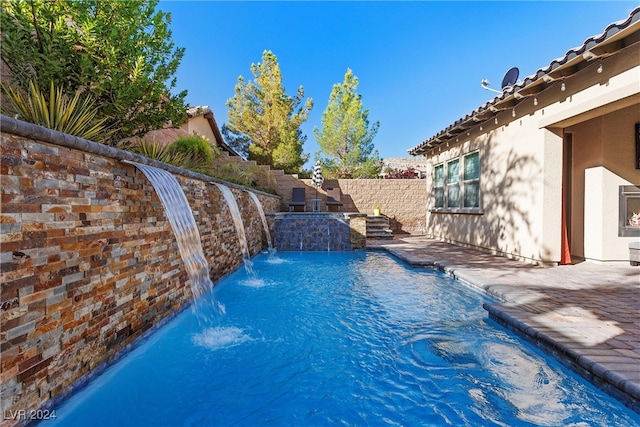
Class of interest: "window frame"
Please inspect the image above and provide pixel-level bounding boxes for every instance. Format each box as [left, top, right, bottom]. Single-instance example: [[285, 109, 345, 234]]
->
[[431, 150, 483, 214], [462, 151, 480, 209], [433, 164, 445, 208], [446, 158, 460, 208]]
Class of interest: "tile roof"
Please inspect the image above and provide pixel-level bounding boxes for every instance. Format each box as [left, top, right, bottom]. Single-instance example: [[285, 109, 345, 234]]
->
[[408, 7, 640, 156], [187, 105, 212, 117]]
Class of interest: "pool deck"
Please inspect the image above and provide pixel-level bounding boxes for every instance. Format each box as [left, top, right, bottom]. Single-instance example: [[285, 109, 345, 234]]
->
[[367, 236, 640, 413]]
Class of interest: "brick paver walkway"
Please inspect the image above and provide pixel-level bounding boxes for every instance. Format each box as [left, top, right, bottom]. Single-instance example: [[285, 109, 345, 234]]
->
[[367, 236, 640, 413]]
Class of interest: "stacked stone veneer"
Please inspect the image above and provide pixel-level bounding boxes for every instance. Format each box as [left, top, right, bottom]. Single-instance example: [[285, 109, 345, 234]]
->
[[0, 118, 279, 426], [275, 175, 427, 235], [272, 213, 366, 251]]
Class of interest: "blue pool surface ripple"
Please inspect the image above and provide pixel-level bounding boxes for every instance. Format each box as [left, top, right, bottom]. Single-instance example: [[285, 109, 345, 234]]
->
[[47, 251, 640, 426]]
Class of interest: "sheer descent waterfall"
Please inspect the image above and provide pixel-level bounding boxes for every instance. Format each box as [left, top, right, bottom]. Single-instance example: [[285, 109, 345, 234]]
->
[[247, 191, 274, 252], [128, 162, 213, 298], [214, 183, 252, 270]]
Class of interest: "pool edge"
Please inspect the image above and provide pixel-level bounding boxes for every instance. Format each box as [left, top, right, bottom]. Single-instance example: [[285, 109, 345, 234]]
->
[[378, 245, 640, 415], [484, 302, 640, 414]]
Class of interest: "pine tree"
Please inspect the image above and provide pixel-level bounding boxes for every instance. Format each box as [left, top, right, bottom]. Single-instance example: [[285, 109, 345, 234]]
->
[[225, 51, 312, 174], [314, 69, 381, 178]]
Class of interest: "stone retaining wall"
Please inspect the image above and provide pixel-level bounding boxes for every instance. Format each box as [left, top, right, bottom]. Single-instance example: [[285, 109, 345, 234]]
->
[[0, 119, 279, 426]]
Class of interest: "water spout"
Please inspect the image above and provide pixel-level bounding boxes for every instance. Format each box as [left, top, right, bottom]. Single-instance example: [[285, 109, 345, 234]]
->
[[247, 191, 274, 254], [127, 162, 213, 299], [214, 183, 253, 272]]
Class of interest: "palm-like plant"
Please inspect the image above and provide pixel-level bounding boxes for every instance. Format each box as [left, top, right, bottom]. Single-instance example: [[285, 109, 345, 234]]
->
[[1, 81, 115, 142]]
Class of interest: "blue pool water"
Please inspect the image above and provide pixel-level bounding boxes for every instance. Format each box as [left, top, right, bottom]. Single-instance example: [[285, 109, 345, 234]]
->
[[48, 251, 639, 426]]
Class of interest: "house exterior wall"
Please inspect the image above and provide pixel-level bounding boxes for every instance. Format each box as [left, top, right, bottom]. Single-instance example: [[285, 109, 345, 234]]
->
[[423, 113, 559, 264], [420, 42, 639, 264], [180, 115, 217, 144], [568, 104, 640, 261]]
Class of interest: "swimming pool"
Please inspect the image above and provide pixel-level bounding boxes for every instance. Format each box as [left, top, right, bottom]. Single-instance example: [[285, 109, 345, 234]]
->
[[47, 251, 639, 426]]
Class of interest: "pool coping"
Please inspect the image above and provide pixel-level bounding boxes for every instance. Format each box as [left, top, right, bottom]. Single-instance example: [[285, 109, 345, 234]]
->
[[482, 302, 640, 413], [370, 241, 640, 414]]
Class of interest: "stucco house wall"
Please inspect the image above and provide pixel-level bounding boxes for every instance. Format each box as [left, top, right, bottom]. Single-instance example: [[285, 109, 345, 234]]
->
[[181, 114, 215, 142], [413, 9, 639, 265], [424, 109, 560, 263], [568, 104, 640, 261]]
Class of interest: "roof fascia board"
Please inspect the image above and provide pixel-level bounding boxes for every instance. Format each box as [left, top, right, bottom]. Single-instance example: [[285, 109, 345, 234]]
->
[[538, 79, 640, 129]]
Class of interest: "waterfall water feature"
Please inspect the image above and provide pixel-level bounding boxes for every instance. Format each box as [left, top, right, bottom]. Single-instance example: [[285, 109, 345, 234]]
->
[[247, 191, 274, 253], [214, 183, 252, 272], [128, 162, 213, 299]]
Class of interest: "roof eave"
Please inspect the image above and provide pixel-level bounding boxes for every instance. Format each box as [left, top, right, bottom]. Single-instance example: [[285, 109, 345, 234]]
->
[[408, 7, 640, 157]]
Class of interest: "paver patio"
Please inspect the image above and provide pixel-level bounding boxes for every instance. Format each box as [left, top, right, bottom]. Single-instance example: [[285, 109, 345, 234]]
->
[[367, 235, 640, 413]]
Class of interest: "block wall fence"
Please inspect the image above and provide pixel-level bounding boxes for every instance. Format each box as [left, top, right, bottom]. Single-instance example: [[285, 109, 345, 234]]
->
[[0, 117, 279, 426], [276, 175, 427, 235]]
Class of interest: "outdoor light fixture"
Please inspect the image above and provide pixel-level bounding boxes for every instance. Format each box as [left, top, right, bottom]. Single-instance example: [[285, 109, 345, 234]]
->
[[534, 97, 538, 106], [512, 108, 516, 117], [561, 83, 566, 91], [597, 63, 603, 74], [495, 117, 498, 125]]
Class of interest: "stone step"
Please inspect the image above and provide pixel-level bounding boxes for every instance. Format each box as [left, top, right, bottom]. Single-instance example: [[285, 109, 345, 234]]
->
[[366, 219, 388, 226], [366, 231, 394, 240], [366, 215, 393, 239]]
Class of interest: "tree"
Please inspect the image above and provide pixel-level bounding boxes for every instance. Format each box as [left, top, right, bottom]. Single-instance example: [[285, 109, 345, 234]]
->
[[0, 0, 187, 144], [314, 69, 381, 178], [225, 50, 312, 174], [221, 124, 251, 159]]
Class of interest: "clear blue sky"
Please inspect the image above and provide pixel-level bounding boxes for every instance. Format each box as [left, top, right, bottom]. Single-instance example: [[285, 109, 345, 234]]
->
[[160, 1, 636, 168]]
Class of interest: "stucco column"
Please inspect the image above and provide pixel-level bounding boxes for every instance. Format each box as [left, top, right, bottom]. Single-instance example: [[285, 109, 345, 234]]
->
[[542, 128, 563, 264]]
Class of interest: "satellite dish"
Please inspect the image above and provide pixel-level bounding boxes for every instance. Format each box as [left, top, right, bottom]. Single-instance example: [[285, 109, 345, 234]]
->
[[501, 67, 519, 89]]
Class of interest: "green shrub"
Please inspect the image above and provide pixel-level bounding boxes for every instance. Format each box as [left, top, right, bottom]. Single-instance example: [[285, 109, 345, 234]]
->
[[133, 134, 277, 193], [168, 135, 219, 173], [130, 139, 190, 168]]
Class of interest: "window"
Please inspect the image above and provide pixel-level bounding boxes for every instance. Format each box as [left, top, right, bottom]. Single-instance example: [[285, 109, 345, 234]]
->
[[434, 165, 444, 208], [432, 151, 481, 212], [446, 159, 460, 208], [463, 152, 480, 208]]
